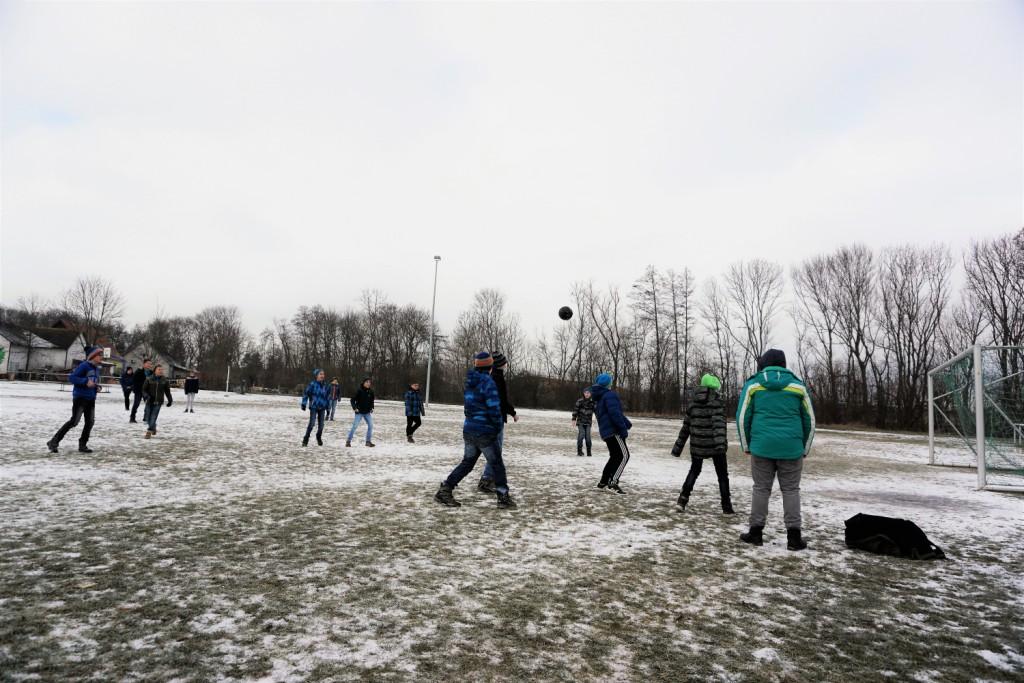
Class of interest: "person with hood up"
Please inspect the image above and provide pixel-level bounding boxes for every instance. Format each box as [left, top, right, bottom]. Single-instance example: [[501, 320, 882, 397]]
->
[[328, 378, 342, 421], [142, 364, 173, 438], [404, 382, 425, 443], [47, 346, 105, 454], [301, 368, 331, 447], [183, 371, 200, 413], [119, 366, 134, 411], [736, 349, 815, 551], [478, 351, 518, 493], [571, 388, 596, 457], [347, 377, 375, 447], [591, 373, 632, 494], [434, 352, 517, 509], [672, 373, 733, 514]]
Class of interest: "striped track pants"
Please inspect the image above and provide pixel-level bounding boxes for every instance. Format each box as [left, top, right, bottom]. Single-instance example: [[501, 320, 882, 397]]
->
[[600, 435, 630, 485]]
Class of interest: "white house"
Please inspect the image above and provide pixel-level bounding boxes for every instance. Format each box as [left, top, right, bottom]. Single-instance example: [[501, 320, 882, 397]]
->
[[27, 327, 88, 370], [0, 324, 61, 373]]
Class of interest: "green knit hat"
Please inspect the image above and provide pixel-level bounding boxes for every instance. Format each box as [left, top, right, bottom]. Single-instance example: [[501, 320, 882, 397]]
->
[[700, 373, 721, 390]]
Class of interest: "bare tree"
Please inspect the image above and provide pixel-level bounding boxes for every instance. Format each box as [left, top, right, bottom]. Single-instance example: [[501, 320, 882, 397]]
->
[[964, 232, 1024, 348], [700, 279, 739, 400], [61, 276, 126, 345], [451, 289, 526, 372], [586, 282, 627, 382], [792, 255, 841, 421], [723, 260, 783, 371], [830, 244, 877, 421], [664, 268, 696, 402]]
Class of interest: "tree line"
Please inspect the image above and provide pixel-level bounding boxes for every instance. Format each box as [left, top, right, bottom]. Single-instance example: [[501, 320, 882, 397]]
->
[[3, 228, 1021, 430]]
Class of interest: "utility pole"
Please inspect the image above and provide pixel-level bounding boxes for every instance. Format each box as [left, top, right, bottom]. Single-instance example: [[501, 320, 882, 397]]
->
[[425, 255, 441, 406]]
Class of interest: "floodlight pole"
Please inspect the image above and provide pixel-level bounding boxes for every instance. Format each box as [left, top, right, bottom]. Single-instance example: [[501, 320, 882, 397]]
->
[[927, 372, 935, 466], [973, 344, 986, 489], [425, 255, 441, 407], [225, 363, 231, 394]]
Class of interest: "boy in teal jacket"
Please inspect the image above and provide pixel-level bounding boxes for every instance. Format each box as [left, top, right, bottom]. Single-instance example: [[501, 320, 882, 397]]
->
[[736, 349, 815, 550]]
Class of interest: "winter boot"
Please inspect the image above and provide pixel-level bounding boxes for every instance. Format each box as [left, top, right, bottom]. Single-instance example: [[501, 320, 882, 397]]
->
[[496, 492, 518, 509], [586, 448, 592, 457], [302, 437, 309, 447], [787, 528, 808, 551], [434, 484, 461, 508], [129, 418, 137, 424], [721, 499, 735, 515], [740, 526, 764, 546], [676, 492, 689, 511], [407, 435, 415, 444], [78, 444, 93, 454], [577, 448, 584, 456], [46, 440, 59, 454], [478, 477, 497, 494], [607, 483, 626, 495], [365, 441, 375, 448], [144, 431, 152, 439], [316, 436, 323, 446], [345, 440, 351, 448]]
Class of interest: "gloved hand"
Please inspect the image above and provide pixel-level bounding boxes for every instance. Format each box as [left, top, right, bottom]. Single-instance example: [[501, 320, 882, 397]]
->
[[301, 404, 307, 412]]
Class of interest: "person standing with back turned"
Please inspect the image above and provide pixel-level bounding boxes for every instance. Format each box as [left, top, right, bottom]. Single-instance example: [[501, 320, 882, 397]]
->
[[591, 372, 632, 494]]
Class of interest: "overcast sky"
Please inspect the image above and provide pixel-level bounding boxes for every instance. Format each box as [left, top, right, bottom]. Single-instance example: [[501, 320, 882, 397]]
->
[[2, 1, 1021, 344]]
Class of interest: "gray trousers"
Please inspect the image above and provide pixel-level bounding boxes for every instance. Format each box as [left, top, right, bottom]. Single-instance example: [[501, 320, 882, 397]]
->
[[749, 455, 803, 529]]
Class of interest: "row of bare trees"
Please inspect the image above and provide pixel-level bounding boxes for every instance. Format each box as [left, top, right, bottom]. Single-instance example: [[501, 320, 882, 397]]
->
[[3, 228, 1020, 429]]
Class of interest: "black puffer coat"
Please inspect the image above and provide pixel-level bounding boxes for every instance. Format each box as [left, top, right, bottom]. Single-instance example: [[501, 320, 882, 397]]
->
[[671, 386, 727, 458]]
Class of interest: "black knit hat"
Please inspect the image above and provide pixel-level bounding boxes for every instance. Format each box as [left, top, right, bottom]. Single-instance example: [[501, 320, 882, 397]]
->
[[491, 352, 508, 369], [757, 348, 787, 370]]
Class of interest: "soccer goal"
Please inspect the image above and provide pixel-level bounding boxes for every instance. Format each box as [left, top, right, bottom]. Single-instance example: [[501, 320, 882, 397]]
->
[[928, 345, 1024, 492]]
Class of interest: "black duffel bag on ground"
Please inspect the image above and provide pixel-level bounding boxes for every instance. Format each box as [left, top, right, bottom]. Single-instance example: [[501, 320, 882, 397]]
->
[[845, 513, 946, 560]]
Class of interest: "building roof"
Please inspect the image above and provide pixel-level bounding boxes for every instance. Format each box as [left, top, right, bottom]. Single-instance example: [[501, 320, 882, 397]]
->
[[30, 327, 84, 350], [0, 324, 58, 348]]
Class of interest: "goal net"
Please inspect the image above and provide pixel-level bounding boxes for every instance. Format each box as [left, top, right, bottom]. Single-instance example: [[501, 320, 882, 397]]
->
[[928, 345, 1024, 491]]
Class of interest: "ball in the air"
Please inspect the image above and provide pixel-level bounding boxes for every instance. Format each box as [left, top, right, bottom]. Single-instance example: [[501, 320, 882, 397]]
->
[[558, 306, 573, 321]]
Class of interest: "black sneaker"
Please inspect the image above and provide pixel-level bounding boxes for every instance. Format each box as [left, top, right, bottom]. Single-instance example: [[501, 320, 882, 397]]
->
[[722, 500, 736, 515], [190, 409, 194, 413], [407, 435, 415, 444], [434, 484, 461, 507], [608, 483, 626, 495], [478, 478, 497, 494], [184, 408, 189, 413], [740, 526, 764, 546], [129, 418, 137, 423], [46, 440, 59, 454], [316, 437, 323, 446], [302, 438, 309, 447], [365, 441, 375, 448], [677, 493, 689, 510], [78, 445, 93, 454], [496, 492, 518, 509], [596, 480, 608, 489], [345, 441, 351, 448], [787, 528, 808, 551]]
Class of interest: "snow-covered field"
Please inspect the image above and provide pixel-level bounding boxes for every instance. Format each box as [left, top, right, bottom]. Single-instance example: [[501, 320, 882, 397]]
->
[[1, 381, 1021, 682]]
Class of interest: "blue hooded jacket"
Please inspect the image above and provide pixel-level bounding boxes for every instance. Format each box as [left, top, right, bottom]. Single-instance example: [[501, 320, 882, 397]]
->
[[69, 358, 103, 400], [302, 369, 331, 411], [463, 368, 503, 436], [590, 384, 632, 439]]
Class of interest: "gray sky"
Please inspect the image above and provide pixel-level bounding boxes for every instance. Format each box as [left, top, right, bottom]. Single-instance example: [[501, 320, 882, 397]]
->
[[2, 1, 1022, 343]]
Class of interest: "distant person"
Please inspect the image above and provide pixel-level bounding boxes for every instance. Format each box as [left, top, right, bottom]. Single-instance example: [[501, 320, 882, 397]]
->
[[47, 346, 105, 454], [183, 371, 199, 413], [119, 366, 134, 411], [301, 368, 330, 447], [478, 352, 517, 493], [129, 358, 152, 423], [571, 388, 596, 457], [404, 381, 425, 443], [591, 373, 632, 494], [434, 351, 516, 509], [347, 377, 375, 447], [142, 364, 173, 438], [328, 378, 342, 421], [736, 349, 815, 551], [671, 374, 733, 514]]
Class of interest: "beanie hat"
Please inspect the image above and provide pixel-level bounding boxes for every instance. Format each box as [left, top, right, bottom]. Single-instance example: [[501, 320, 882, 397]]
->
[[595, 372, 613, 388], [474, 351, 494, 368], [491, 352, 508, 369], [313, 367, 323, 378], [757, 349, 787, 371], [700, 373, 721, 390], [86, 346, 104, 360]]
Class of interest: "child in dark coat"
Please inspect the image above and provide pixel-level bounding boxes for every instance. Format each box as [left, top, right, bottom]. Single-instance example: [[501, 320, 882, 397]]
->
[[672, 374, 733, 514]]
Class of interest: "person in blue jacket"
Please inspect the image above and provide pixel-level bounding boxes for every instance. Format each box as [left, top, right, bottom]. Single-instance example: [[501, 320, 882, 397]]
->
[[47, 346, 105, 454], [404, 382, 425, 443], [119, 366, 134, 411], [434, 352, 517, 509], [591, 372, 633, 494], [301, 368, 331, 447]]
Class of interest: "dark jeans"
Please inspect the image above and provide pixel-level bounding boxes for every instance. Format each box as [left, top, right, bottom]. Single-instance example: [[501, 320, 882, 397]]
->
[[406, 415, 422, 436], [482, 426, 505, 480], [146, 402, 163, 433], [305, 408, 326, 440], [122, 388, 132, 410], [329, 400, 338, 420], [681, 454, 731, 502], [52, 397, 95, 446], [130, 390, 144, 419], [576, 423, 592, 454], [600, 435, 630, 485], [143, 399, 155, 425], [446, 432, 508, 495]]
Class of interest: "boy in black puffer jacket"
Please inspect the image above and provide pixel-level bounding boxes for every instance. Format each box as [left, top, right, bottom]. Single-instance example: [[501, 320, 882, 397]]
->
[[672, 374, 733, 514]]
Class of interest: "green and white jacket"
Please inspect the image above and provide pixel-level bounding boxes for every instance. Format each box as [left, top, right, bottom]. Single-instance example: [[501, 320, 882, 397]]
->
[[736, 366, 815, 460]]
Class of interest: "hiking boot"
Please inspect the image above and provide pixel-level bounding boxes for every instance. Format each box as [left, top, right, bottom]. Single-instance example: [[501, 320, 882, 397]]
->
[[302, 437, 309, 447], [496, 492, 518, 509], [46, 440, 59, 454], [129, 418, 137, 424], [345, 441, 351, 448], [407, 435, 415, 444], [677, 493, 689, 511], [587, 451, 592, 457], [740, 526, 764, 546], [477, 478, 497, 494], [577, 450, 584, 457], [434, 484, 461, 508], [365, 441, 375, 448], [596, 480, 608, 490], [787, 528, 808, 551], [316, 436, 323, 446], [144, 431, 152, 439], [608, 483, 626, 495], [722, 500, 736, 515], [78, 445, 93, 454]]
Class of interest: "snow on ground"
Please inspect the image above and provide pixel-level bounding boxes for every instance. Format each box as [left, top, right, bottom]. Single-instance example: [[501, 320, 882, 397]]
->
[[1, 381, 1021, 681]]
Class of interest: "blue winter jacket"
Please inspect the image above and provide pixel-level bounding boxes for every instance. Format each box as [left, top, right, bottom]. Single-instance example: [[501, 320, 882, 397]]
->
[[463, 369, 503, 436], [69, 360, 102, 400], [590, 384, 632, 440], [404, 388, 424, 417], [302, 374, 332, 412]]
